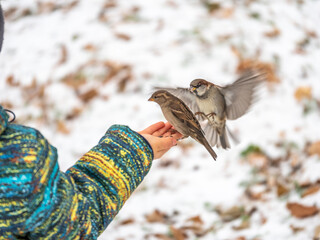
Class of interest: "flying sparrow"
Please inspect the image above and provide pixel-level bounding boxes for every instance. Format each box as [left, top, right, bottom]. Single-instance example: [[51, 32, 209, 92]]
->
[[148, 90, 217, 160], [155, 70, 264, 149]]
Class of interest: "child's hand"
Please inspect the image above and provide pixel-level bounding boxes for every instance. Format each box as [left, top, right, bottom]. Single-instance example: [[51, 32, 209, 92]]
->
[[139, 122, 183, 159]]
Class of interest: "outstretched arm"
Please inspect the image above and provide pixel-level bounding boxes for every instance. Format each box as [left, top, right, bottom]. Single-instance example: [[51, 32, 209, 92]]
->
[[0, 105, 181, 240]]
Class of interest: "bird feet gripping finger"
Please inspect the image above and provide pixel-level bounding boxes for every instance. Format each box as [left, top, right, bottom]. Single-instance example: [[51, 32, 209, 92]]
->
[[195, 111, 216, 121], [206, 112, 216, 118], [195, 112, 206, 117], [138, 122, 183, 159]]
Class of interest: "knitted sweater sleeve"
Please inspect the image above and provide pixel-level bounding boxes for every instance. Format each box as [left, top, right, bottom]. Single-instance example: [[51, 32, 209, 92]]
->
[[66, 125, 154, 238], [0, 107, 153, 239]]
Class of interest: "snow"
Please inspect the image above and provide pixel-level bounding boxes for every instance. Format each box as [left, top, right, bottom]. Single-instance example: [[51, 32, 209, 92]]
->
[[1, 0, 320, 239]]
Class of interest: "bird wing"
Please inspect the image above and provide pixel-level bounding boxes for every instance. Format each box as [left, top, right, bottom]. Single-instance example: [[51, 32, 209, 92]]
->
[[154, 87, 201, 115], [169, 99, 205, 136], [169, 96, 217, 160], [219, 70, 264, 120]]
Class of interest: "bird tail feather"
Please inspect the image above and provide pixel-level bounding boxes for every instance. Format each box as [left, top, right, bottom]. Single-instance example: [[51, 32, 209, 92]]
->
[[203, 123, 234, 149], [218, 126, 231, 149], [202, 138, 217, 160]]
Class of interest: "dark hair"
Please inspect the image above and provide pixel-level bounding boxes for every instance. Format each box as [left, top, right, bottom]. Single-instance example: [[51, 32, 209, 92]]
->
[[0, 4, 4, 52]]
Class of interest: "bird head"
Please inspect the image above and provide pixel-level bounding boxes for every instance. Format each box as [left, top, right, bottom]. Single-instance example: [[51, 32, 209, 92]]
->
[[148, 90, 171, 105], [189, 79, 211, 97]]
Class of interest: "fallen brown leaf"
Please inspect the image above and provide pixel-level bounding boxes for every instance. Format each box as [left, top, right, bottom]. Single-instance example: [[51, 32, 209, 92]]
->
[[180, 225, 214, 237], [22, 78, 46, 103], [57, 120, 70, 134], [145, 209, 169, 223], [4, 7, 18, 19], [264, 28, 280, 38], [118, 75, 131, 93], [118, 218, 135, 225], [236, 59, 280, 83], [302, 185, 320, 198], [56, 44, 68, 66], [186, 215, 204, 225], [245, 187, 265, 201], [203, 2, 221, 14], [217, 34, 233, 42], [308, 141, 320, 157], [170, 226, 186, 240], [232, 219, 250, 231], [286, 202, 319, 218], [181, 215, 214, 237], [115, 32, 131, 41], [205, 2, 233, 18], [217, 8, 234, 18], [66, 107, 83, 120], [216, 206, 244, 222], [6, 8, 32, 21], [102, 61, 133, 86], [37, 2, 57, 14], [158, 159, 180, 168], [247, 152, 268, 170], [235, 237, 246, 240], [62, 73, 87, 89], [294, 86, 312, 102], [79, 89, 98, 103], [260, 212, 268, 225], [0, 102, 14, 109], [150, 234, 172, 240], [98, 1, 117, 22], [63, 1, 78, 12], [314, 225, 320, 240], [277, 182, 290, 197], [6, 75, 20, 87], [83, 44, 97, 51], [290, 224, 305, 233], [103, 0, 117, 9], [306, 30, 317, 38]]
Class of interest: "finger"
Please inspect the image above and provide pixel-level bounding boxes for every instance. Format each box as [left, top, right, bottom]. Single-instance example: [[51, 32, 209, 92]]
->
[[155, 136, 177, 152], [153, 122, 172, 137], [162, 128, 183, 138], [171, 132, 184, 139], [139, 122, 165, 135], [162, 132, 172, 137]]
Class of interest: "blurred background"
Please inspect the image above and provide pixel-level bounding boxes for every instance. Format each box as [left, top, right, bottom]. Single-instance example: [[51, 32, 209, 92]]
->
[[1, 0, 320, 239]]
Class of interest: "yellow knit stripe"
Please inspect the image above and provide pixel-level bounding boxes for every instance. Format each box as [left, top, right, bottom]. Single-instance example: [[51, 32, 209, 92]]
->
[[83, 150, 131, 200]]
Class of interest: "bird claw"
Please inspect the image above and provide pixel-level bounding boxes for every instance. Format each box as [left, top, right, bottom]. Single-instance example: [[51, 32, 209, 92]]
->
[[195, 111, 216, 121], [206, 112, 216, 118], [169, 129, 179, 134], [195, 112, 205, 117]]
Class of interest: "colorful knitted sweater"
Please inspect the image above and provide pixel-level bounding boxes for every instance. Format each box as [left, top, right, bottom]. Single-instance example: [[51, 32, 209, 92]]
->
[[0, 106, 153, 239]]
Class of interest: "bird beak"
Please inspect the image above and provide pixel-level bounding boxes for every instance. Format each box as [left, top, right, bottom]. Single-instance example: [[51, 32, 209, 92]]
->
[[148, 97, 154, 102], [189, 87, 196, 93]]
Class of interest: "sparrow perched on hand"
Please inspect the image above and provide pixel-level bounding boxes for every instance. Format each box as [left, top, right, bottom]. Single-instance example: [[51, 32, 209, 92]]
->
[[156, 70, 264, 149], [148, 90, 217, 160]]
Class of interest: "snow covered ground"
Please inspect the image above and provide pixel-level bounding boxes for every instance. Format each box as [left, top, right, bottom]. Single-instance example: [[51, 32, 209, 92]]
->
[[1, 0, 320, 239]]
